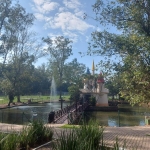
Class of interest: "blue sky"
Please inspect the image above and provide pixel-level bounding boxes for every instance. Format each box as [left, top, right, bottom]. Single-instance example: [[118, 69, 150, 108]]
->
[[18, 0, 116, 73]]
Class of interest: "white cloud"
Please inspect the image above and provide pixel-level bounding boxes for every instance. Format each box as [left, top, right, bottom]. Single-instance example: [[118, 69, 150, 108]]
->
[[49, 12, 94, 32], [41, 2, 59, 13], [58, 7, 66, 13], [34, 13, 45, 21], [63, 0, 81, 10], [31, 0, 94, 43], [63, 31, 78, 42], [74, 10, 84, 18], [32, 0, 59, 14], [86, 35, 91, 42], [48, 31, 78, 44], [32, 0, 45, 5]]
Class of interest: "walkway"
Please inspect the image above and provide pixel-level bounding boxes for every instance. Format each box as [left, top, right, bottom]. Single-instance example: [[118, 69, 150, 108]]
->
[[103, 126, 150, 150], [0, 123, 150, 149]]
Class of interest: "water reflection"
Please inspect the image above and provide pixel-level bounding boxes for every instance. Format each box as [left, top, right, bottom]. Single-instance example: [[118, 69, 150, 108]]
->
[[0, 103, 150, 126], [84, 104, 150, 127], [0, 102, 69, 125]]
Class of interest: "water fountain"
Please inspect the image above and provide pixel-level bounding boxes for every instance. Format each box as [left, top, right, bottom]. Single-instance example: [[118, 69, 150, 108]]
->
[[48, 77, 57, 123], [50, 76, 57, 102]]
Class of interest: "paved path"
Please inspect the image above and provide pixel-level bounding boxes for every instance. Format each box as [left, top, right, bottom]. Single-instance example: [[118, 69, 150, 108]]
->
[[103, 126, 150, 150], [0, 123, 150, 149]]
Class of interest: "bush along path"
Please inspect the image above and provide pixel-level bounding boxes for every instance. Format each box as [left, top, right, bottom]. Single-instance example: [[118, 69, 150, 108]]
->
[[0, 121, 53, 150], [34, 121, 127, 150]]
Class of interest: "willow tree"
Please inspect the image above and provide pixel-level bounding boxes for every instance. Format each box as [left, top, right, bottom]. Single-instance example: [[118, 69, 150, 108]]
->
[[88, 0, 150, 105], [43, 36, 72, 109]]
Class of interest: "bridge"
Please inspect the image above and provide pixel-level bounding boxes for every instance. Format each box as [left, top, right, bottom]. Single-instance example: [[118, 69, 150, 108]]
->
[[48, 102, 89, 124]]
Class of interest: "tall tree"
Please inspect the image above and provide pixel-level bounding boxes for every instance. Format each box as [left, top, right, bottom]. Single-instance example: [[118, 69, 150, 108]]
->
[[0, 2, 39, 102], [1, 53, 35, 103], [0, 0, 13, 71], [30, 64, 50, 95], [43, 36, 72, 109], [87, 0, 150, 105], [64, 58, 86, 88]]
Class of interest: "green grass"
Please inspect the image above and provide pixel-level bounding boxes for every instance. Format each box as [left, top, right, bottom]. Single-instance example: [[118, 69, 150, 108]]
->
[[60, 124, 79, 129], [0, 121, 53, 150], [0, 95, 70, 105]]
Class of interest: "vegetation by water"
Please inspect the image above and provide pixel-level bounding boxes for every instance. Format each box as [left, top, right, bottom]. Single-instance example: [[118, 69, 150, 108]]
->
[[0, 120, 129, 150], [0, 121, 53, 150], [52, 121, 126, 150]]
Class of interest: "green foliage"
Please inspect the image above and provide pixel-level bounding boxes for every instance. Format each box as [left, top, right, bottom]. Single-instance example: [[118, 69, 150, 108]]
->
[[90, 96, 96, 106], [64, 58, 86, 88], [26, 121, 53, 147], [0, 0, 37, 102], [60, 124, 79, 129], [43, 36, 73, 100], [0, 132, 18, 150], [68, 85, 80, 101], [0, 121, 53, 150], [29, 64, 50, 95], [52, 121, 104, 150], [87, 0, 150, 105], [105, 76, 120, 99]]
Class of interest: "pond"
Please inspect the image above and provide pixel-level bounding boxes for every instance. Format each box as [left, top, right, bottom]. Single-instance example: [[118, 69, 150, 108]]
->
[[0, 103, 150, 126], [0, 102, 69, 125], [84, 104, 150, 127]]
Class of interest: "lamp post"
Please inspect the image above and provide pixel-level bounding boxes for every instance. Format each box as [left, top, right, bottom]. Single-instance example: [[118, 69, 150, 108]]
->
[[118, 109, 120, 127]]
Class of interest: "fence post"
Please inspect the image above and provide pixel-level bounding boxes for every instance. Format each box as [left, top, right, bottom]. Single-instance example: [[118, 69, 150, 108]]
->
[[22, 112, 24, 124], [1, 111, 3, 123], [118, 109, 120, 127]]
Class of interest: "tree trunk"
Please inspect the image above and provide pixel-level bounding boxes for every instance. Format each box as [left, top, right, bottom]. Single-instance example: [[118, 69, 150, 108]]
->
[[59, 74, 63, 109], [112, 95, 115, 101], [8, 101, 11, 106], [17, 95, 20, 102]]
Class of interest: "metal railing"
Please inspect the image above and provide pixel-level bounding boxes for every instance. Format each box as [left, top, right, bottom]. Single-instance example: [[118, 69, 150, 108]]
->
[[50, 102, 89, 124]]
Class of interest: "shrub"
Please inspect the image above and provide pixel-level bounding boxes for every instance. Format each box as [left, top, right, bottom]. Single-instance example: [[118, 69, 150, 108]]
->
[[0, 121, 54, 150], [52, 120, 104, 150], [68, 85, 80, 101], [26, 121, 53, 147], [90, 96, 96, 106]]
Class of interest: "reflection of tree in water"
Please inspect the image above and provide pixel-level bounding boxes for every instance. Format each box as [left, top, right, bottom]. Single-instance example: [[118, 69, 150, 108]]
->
[[83, 111, 109, 126], [4, 109, 23, 124], [118, 107, 146, 126]]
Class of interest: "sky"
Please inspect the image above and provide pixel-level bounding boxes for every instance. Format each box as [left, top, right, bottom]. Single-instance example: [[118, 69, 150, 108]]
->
[[18, 0, 116, 73]]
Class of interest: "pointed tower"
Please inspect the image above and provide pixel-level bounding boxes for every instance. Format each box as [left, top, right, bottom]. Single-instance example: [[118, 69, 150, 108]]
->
[[86, 67, 91, 75], [92, 60, 95, 75]]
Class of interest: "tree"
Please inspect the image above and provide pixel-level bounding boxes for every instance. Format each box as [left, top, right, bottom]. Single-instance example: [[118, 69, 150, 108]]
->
[[64, 58, 86, 88], [87, 0, 150, 105], [0, 0, 13, 71], [105, 76, 120, 100], [68, 84, 80, 101], [43, 36, 72, 109], [1, 53, 35, 103], [0, 2, 39, 102], [30, 64, 50, 95]]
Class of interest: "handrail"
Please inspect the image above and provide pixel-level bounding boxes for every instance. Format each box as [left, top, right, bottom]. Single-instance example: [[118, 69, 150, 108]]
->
[[50, 101, 89, 124]]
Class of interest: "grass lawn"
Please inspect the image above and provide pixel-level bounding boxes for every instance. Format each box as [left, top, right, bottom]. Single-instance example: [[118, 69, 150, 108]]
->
[[0, 95, 70, 105]]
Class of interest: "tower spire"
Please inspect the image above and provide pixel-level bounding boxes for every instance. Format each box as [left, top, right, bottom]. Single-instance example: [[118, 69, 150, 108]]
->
[[92, 60, 95, 75]]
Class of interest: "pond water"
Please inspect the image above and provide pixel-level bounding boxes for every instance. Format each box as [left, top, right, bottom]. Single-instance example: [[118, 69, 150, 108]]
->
[[0, 102, 69, 125], [0, 103, 150, 126], [85, 104, 150, 127]]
